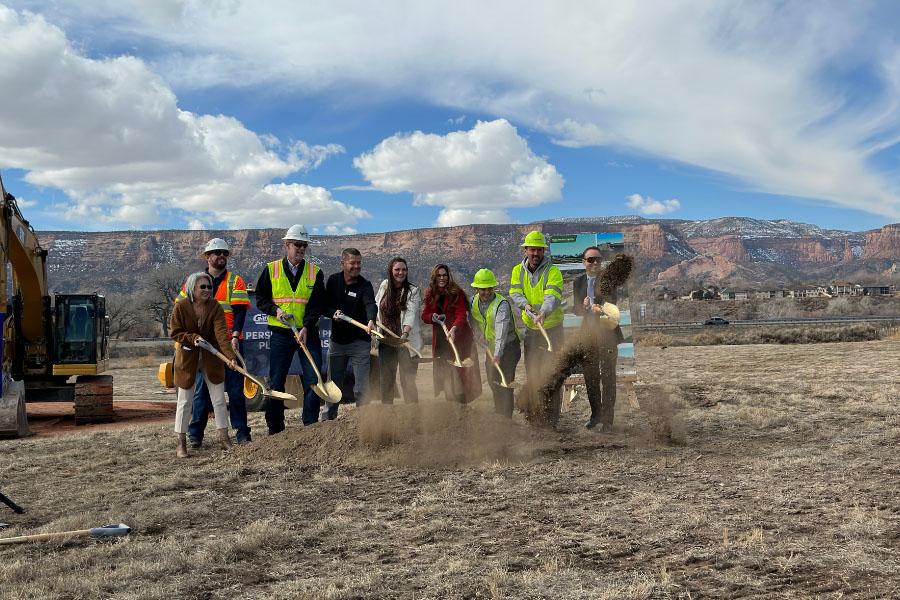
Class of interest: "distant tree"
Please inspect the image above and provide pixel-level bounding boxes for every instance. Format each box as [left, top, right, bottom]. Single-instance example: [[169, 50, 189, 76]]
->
[[145, 266, 185, 337], [106, 294, 141, 339]]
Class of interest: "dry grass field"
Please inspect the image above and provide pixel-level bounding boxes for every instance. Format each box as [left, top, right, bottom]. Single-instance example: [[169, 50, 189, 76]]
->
[[2, 341, 899, 599]]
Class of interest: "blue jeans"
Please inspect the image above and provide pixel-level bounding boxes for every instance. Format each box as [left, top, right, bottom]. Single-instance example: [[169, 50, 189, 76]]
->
[[266, 331, 323, 431], [188, 341, 251, 443]]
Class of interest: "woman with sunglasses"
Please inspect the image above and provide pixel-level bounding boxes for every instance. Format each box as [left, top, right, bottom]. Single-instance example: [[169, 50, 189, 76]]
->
[[421, 264, 481, 403], [170, 271, 238, 457], [375, 257, 423, 403]]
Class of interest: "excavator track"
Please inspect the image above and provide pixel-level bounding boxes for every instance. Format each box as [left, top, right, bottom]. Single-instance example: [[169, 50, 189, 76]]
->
[[73, 375, 114, 425]]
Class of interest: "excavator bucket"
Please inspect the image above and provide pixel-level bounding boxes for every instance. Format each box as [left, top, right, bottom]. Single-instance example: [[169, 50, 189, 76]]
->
[[0, 381, 31, 439]]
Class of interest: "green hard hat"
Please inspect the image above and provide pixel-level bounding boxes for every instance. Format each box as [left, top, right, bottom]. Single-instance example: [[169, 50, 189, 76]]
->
[[471, 268, 498, 288], [521, 230, 548, 248]]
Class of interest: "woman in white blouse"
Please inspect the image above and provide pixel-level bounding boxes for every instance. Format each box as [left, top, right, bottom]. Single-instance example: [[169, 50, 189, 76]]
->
[[375, 257, 423, 403]]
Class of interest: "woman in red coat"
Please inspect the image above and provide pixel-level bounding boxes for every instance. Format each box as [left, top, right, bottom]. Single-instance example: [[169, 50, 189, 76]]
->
[[421, 264, 482, 403]]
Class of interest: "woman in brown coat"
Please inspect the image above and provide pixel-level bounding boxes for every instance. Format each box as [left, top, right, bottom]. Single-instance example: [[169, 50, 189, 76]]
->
[[170, 271, 237, 457]]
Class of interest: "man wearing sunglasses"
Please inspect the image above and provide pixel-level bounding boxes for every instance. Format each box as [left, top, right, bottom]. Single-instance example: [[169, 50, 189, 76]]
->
[[255, 224, 326, 433], [573, 245, 625, 432], [177, 238, 252, 447]]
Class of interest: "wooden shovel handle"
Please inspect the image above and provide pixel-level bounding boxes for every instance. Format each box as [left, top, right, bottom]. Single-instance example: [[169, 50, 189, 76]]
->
[[297, 341, 325, 385], [336, 314, 384, 339], [485, 348, 510, 387], [439, 320, 465, 366]]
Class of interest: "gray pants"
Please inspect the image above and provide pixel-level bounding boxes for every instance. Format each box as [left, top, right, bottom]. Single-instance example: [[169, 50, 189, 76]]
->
[[327, 340, 372, 416]]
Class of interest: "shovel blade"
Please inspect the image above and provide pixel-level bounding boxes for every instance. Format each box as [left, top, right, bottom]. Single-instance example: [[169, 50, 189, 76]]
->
[[324, 381, 343, 403]]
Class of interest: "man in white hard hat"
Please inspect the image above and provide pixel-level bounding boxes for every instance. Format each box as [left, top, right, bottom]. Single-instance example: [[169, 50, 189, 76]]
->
[[255, 224, 326, 433], [178, 238, 252, 445]]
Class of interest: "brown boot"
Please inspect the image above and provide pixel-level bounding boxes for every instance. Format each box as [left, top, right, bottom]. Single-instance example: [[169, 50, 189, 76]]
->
[[176, 434, 189, 458], [217, 428, 233, 451]]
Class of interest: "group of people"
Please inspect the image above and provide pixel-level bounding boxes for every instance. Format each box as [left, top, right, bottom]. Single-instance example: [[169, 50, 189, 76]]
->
[[168, 226, 623, 458]]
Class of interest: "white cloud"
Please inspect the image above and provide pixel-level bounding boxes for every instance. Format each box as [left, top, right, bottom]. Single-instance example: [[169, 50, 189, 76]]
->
[[434, 209, 512, 227], [15, 197, 37, 208], [354, 119, 563, 225], [26, 0, 900, 219], [187, 218, 206, 230], [0, 6, 359, 229], [626, 193, 681, 215]]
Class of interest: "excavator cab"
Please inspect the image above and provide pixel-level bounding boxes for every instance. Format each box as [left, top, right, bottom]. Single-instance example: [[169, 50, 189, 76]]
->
[[52, 295, 109, 372]]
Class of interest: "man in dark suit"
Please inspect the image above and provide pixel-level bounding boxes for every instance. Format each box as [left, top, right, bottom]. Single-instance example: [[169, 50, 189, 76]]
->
[[572, 246, 625, 431]]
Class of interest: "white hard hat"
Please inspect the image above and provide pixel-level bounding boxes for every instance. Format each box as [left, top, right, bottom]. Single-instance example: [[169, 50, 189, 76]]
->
[[282, 224, 311, 243], [202, 238, 230, 255]]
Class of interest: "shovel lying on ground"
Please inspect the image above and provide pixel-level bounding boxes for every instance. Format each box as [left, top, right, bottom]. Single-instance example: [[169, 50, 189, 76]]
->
[[485, 347, 521, 389], [438, 320, 475, 368], [0, 523, 131, 546], [376, 322, 423, 358], [195, 339, 300, 408], [334, 313, 385, 340]]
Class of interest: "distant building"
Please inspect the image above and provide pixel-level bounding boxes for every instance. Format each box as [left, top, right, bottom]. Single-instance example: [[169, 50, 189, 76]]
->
[[862, 284, 892, 296], [787, 285, 823, 299], [721, 289, 751, 301]]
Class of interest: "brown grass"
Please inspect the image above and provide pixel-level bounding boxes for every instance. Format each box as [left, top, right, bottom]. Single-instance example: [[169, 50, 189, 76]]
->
[[2, 340, 900, 597]]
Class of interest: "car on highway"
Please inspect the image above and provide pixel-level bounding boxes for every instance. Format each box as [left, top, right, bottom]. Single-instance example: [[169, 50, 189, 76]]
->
[[703, 316, 730, 326]]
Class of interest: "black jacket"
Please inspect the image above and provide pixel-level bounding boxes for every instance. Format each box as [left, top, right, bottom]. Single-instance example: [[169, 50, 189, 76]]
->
[[255, 258, 325, 336], [324, 272, 377, 345], [573, 273, 625, 344]]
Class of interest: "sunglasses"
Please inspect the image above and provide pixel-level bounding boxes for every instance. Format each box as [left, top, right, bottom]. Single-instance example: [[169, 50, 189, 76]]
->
[[583, 256, 602, 264], [198, 284, 212, 290], [209, 250, 229, 257], [289, 241, 308, 249]]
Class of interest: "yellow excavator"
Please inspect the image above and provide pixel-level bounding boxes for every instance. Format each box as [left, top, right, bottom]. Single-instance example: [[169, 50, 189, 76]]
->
[[0, 173, 112, 438]]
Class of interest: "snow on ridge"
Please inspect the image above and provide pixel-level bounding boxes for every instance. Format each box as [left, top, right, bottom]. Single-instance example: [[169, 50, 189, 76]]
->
[[679, 217, 851, 240]]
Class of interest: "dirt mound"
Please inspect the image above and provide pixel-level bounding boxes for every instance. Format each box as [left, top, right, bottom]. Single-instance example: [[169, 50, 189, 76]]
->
[[232, 401, 553, 468]]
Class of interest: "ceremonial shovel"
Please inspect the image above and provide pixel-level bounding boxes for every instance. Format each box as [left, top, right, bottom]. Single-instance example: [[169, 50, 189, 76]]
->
[[485, 347, 520, 389], [0, 523, 131, 546], [334, 313, 385, 340], [376, 321, 423, 358], [195, 339, 300, 408], [438, 320, 475, 368], [283, 315, 342, 404]]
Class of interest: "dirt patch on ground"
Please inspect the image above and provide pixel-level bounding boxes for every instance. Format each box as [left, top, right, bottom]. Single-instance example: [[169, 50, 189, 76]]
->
[[235, 402, 553, 468], [25, 401, 176, 437], [2, 341, 899, 598]]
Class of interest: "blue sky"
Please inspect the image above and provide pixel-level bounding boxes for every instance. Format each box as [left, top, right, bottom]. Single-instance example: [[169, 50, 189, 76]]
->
[[2, 1, 900, 233]]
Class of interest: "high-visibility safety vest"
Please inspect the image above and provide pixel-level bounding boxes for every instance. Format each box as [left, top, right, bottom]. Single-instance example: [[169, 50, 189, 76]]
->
[[178, 270, 250, 333], [267, 259, 320, 330], [509, 262, 564, 330], [471, 293, 521, 346]]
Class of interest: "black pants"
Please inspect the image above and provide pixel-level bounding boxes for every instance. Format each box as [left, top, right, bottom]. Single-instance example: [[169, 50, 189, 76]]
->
[[378, 344, 419, 403], [524, 326, 565, 426], [485, 340, 521, 418], [583, 342, 618, 427]]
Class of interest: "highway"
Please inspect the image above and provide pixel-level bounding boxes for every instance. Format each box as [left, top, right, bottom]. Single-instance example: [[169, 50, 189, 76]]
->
[[637, 315, 900, 331]]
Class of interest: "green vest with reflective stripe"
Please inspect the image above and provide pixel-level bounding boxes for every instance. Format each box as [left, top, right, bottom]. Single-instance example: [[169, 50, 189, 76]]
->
[[267, 259, 320, 329], [471, 293, 520, 346], [510, 263, 564, 330]]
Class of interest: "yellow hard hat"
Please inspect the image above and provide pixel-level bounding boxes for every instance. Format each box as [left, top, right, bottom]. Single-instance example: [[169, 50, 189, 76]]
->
[[521, 230, 548, 248], [471, 268, 498, 288]]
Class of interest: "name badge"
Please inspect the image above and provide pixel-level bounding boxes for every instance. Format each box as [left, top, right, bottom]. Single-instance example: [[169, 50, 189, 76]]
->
[[347, 291, 357, 298]]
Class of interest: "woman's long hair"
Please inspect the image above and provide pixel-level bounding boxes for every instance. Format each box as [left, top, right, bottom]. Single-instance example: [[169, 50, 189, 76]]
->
[[426, 263, 465, 311], [184, 271, 213, 302], [384, 257, 411, 312]]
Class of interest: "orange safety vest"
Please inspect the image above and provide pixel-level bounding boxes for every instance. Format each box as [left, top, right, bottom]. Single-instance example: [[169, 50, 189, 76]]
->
[[178, 271, 250, 335]]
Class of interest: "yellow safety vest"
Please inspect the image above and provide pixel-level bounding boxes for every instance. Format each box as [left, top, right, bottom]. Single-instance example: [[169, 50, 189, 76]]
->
[[267, 259, 320, 329], [509, 262, 564, 330], [471, 293, 520, 346]]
